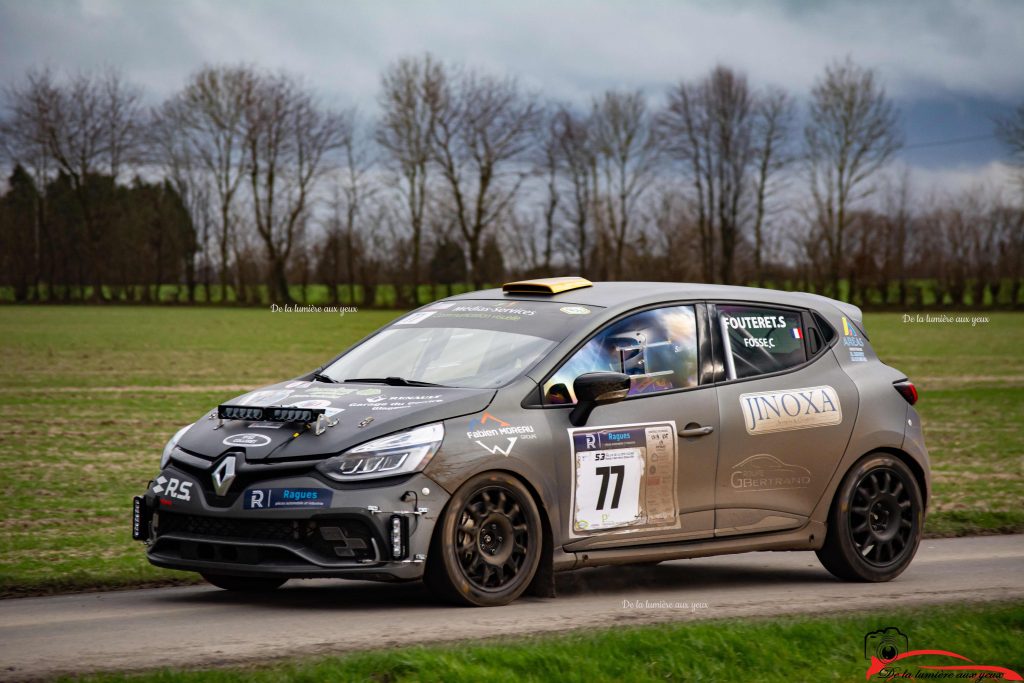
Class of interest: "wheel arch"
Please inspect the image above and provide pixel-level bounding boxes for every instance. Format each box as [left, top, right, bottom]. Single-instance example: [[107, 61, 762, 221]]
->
[[427, 467, 557, 598], [871, 446, 929, 511]]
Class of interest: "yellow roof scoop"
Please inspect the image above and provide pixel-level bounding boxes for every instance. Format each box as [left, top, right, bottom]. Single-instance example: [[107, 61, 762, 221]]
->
[[502, 276, 593, 295]]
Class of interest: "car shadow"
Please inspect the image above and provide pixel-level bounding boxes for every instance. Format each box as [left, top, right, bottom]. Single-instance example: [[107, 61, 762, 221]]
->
[[553, 558, 835, 597], [153, 556, 835, 611]]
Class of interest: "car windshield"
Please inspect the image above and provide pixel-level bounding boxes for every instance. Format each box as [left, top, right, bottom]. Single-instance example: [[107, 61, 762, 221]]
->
[[322, 327, 555, 388], [322, 299, 603, 388]]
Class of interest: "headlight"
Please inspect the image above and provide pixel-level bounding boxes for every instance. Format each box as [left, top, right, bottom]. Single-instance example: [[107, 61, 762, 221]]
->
[[316, 423, 444, 481], [160, 424, 193, 469]]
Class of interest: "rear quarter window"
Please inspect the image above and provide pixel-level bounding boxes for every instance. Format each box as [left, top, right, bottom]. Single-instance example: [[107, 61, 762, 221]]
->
[[718, 304, 807, 379]]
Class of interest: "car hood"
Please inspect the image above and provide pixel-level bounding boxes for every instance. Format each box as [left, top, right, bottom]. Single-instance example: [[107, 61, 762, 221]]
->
[[176, 380, 496, 462]]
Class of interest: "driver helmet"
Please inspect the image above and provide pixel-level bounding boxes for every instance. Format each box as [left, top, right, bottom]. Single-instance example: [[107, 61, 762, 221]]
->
[[603, 331, 647, 375]]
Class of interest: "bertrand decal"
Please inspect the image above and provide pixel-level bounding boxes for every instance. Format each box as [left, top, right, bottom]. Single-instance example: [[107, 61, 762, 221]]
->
[[731, 454, 811, 491], [739, 385, 842, 435]]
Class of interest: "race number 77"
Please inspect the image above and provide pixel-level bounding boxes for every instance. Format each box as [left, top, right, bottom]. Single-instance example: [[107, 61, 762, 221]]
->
[[595, 465, 625, 510]]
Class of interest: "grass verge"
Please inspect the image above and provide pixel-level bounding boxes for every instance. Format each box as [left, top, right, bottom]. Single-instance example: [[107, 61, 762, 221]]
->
[[60, 601, 1024, 683]]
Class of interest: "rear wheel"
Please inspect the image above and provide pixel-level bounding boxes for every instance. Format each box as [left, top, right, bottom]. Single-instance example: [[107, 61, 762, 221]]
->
[[425, 471, 543, 606], [201, 573, 287, 592], [816, 453, 923, 582]]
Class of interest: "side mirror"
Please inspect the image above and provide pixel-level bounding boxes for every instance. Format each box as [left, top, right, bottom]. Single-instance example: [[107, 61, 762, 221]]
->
[[569, 372, 631, 427]]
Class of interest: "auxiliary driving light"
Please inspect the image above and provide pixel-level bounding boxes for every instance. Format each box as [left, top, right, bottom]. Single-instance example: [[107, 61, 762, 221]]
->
[[390, 515, 409, 560]]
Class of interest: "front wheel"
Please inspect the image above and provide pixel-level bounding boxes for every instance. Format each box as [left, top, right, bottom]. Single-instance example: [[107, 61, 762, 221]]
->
[[816, 453, 924, 582], [425, 471, 543, 606], [201, 573, 288, 592]]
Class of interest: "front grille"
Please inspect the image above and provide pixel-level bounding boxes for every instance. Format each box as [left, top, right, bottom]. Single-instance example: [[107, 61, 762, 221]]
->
[[155, 512, 378, 563]]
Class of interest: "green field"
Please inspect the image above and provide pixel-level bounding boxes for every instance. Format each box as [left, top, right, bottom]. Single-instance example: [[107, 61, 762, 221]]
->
[[0, 307, 1021, 595], [63, 601, 1024, 683]]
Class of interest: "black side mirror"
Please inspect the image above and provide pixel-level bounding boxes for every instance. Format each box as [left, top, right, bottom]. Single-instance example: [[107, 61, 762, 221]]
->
[[569, 372, 631, 427]]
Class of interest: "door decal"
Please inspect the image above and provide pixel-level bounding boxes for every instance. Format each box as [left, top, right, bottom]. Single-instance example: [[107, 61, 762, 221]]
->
[[738, 385, 842, 435], [569, 421, 678, 533]]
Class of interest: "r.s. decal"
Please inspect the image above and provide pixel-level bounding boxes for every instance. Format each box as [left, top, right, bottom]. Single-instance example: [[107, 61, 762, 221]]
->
[[739, 385, 842, 435], [152, 475, 193, 501]]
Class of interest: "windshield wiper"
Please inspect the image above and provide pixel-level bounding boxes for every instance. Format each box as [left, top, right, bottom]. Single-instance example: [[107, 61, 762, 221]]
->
[[343, 376, 448, 388], [312, 372, 337, 384]]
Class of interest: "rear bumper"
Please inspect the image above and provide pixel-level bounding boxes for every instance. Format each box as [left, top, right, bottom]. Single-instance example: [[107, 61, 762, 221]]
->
[[137, 466, 448, 581]]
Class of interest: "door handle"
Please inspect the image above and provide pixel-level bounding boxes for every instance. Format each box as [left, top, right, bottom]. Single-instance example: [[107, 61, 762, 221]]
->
[[679, 425, 714, 438]]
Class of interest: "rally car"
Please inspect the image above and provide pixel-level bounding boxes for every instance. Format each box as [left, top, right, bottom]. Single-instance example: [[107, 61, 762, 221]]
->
[[134, 277, 929, 606]]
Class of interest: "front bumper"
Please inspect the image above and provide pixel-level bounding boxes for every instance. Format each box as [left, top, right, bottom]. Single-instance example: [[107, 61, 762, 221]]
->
[[136, 464, 448, 581]]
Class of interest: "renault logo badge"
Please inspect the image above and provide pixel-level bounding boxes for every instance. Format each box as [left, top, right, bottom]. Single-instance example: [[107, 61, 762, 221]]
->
[[212, 455, 237, 496]]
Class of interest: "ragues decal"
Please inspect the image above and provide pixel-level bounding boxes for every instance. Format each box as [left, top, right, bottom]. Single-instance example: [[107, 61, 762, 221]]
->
[[730, 454, 812, 491], [739, 385, 842, 435], [466, 412, 537, 456], [559, 305, 591, 315], [222, 433, 273, 447], [569, 421, 678, 533], [243, 487, 333, 509]]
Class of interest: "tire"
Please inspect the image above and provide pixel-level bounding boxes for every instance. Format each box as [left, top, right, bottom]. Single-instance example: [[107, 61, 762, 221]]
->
[[816, 452, 924, 582], [425, 471, 543, 607], [201, 573, 288, 592]]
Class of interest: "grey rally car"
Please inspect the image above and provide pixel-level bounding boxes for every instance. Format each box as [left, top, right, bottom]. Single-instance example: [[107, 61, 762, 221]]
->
[[133, 277, 929, 606]]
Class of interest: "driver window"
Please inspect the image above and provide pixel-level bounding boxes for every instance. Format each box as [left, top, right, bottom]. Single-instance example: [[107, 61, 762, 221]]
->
[[543, 306, 699, 405], [717, 304, 807, 379]]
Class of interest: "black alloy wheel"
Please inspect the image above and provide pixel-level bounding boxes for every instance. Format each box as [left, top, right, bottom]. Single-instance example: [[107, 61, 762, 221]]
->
[[426, 471, 543, 606], [849, 467, 915, 566], [816, 452, 924, 582]]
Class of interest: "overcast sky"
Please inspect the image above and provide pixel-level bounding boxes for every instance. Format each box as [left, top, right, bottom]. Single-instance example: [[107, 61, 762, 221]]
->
[[1, 0, 1022, 193]]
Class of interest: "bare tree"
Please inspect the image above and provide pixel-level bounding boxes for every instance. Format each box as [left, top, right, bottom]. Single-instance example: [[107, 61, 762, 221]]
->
[[149, 105, 211, 302], [879, 169, 913, 305], [995, 102, 1024, 194], [552, 105, 596, 274], [646, 184, 701, 282], [751, 87, 793, 287], [164, 66, 256, 301], [805, 57, 901, 297], [430, 67, 540, 288], [377, 54, 444, 305], [323, 115, 377, 304], [660, 66, 758, 284], [590, 90, 660, 279], [242, 72, 351, 303], [533, 104, 564, 273]]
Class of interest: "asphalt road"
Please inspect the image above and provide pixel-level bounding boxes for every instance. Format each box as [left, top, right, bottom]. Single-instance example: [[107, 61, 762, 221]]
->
[[2, 534, 1022, 681]]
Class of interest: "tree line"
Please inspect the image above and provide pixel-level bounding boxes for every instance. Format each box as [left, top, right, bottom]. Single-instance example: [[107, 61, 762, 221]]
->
[[1, 56, 1022, 307]]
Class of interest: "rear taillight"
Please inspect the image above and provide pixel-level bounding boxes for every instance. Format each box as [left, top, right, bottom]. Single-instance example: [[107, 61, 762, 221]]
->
[[894, 380, 918, 405]]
